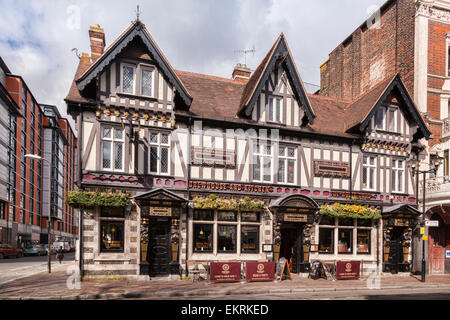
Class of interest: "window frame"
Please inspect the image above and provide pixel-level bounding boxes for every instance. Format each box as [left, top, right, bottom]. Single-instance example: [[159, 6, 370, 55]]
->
[[101, 126, 125, 172], [277, 145, 297, 185], [191, 209, 262, 255], [391, 158, 405, 193], [362, 155, 377, 191], [100, 220, 125, 253], [268, 96, 283, 123], [140, 65, 155, 98], [149, 131, 171, 176], [387, 108, 398, 133], [252, 141, 273, 183], [120, 63, 136, 95]]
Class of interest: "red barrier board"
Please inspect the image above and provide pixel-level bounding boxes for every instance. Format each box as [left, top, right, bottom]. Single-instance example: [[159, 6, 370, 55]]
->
[[209, 262, 241, 282], [245, 262, 276, 282], [336, 261, 360, 280]]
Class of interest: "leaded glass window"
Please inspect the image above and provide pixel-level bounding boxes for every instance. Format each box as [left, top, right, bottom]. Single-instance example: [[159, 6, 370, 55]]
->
[[121, 65, 135, 94], [141, 68, 154, 96], [101, 127, 124, 171]]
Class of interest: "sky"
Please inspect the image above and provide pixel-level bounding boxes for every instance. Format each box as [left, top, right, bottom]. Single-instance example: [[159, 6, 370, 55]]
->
[[0, 0, 387, 132]]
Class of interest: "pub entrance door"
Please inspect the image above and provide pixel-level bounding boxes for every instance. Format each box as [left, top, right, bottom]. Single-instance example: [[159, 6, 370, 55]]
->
[[280, 223, 304, 273], [388, 227, 404, 274], [148, 218, 171, 277]]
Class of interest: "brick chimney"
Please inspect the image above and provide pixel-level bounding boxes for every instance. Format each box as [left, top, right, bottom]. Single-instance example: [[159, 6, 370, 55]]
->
[[89, 24, 105, 61], [232, 63, 251, 83]]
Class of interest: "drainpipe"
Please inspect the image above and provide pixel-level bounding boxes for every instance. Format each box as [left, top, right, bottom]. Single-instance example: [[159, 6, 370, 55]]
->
[[185, 116, 192, 277], [78, 110, 83, 278]]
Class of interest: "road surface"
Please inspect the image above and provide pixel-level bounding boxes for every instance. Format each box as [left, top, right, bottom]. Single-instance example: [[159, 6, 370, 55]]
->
[[0, 252, 75, 285]]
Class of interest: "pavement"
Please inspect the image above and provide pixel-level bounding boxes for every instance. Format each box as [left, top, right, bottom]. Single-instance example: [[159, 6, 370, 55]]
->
[[0, 262, 450, 300], [0, 252, 75, 286]]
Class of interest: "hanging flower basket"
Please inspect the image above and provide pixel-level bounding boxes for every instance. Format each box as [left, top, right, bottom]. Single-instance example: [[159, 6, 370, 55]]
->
[[66, 191, 130, 208], [192, 194, 265, 211], [320, 203, 381, 220]]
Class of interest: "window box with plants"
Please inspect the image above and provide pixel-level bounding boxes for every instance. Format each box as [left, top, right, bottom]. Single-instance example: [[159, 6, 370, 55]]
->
[[320, 203, 381, 220], [66, 190, 131, 208]]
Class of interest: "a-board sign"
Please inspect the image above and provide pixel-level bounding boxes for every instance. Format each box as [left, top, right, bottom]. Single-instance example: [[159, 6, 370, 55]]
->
[[276, 257, 292, 281], [245, 262, 276, 282], [209, 262, 241, 283], [336, 261, 360, 280]]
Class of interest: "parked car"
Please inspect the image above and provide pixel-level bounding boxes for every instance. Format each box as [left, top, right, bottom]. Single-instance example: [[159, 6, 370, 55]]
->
[[23, 244, 47, 256], [43, 244, 56, 255], [0, 244, 23, 259], [52, 241, 70, 253]]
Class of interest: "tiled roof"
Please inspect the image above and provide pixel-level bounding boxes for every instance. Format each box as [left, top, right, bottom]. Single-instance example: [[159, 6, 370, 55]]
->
[[65, 58, 96, 105], [237, 34, 281, 116], [343, 75, 396, 131], [65, 22, 426, 139]]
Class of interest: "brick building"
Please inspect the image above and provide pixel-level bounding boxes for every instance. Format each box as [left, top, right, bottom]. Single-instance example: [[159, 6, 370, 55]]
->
[[320, 0, 450, 274], [42, 105, 78, 244], [0, 57, 78, 248]]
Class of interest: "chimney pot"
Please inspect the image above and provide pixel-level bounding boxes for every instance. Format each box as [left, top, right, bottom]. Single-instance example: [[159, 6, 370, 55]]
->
[[89, 24, 105, 62], [232, 63, 251, 83]]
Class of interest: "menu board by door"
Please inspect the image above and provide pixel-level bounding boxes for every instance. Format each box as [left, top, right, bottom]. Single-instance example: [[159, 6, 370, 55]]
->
[[336, 261, 360, 280], [245, 262, 276, 282], [209, 262, 241, 282]]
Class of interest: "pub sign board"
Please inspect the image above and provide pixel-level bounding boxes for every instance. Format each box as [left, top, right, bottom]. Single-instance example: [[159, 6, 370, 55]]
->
[[209, 262, 241, 283], [276, 207, 315, 223], [141, 205, 181, 218], [245, 262, 276, 282], [336, 261, 360, 280]]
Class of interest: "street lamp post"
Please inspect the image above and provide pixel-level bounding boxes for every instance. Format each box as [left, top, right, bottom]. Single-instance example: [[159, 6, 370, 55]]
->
[[409, 155, 443, 283], [25, 154, 52, 274]]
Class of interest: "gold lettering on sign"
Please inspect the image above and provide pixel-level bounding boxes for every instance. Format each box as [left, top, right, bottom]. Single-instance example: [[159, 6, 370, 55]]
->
[[284, 213, 308, 222], [150, 207, 172, 217], [394, 219, 408, 227], [314, 161, 350, 178]]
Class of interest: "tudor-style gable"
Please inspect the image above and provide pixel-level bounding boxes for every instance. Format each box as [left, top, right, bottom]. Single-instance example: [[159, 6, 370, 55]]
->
[[345, 74, 431, 142], [238, 34, 315, 127], [67, 19, 192, 113]]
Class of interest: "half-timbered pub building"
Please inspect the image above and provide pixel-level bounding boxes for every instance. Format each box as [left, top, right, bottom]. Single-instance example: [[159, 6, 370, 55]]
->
[[65, 19, 431, 279]]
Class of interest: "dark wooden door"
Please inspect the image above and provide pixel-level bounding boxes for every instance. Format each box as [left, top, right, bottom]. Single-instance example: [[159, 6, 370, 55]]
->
[[280, 224, 303, 273], [148, 222, 171, 276], [389, 228, 403, 274]]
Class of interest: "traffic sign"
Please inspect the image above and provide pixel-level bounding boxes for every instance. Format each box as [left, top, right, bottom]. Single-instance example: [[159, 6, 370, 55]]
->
[[422, 235, 428, 241], [420, 227, 425, 235], [425, 220, 439, 227]]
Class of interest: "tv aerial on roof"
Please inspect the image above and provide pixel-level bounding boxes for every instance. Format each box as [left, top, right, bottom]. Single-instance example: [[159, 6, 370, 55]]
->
[[235, 45, 256, 66]]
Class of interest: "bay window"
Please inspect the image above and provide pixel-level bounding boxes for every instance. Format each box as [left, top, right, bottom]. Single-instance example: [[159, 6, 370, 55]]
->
[[101, 127, 124, 172], [149, 131, 170, 175]]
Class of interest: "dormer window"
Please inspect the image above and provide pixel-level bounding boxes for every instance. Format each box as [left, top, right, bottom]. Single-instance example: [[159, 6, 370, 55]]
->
[[141, 67, 155, 97], [268, 96, 282, 123], [373, 106, 398, 133], [388, 108, 398, 132], [121, 64, 136, 94], [375, 107, 386, 130]]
